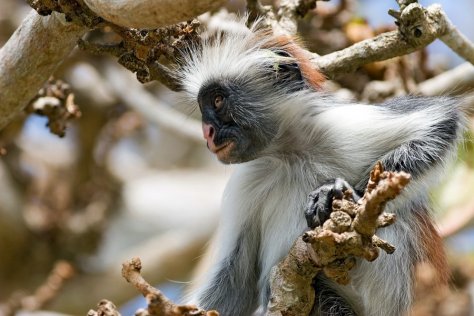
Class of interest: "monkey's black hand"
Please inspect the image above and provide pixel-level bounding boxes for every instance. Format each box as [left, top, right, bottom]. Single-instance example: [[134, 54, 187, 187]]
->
[[305, 178, 361, 229]]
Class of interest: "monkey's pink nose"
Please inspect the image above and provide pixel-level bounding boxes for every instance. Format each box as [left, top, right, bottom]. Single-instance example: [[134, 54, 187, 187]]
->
[[202, 123, 215, 143]]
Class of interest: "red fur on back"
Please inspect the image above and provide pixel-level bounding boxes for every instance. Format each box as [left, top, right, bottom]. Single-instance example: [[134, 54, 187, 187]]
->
[[414, 212, 450, 285]]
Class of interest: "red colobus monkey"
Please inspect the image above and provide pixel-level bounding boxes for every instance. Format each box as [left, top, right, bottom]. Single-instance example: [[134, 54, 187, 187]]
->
[[178, 17, 464, 316]]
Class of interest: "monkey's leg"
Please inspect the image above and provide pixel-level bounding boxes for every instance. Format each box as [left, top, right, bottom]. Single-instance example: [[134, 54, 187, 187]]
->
[[310, 274, 358, 316]]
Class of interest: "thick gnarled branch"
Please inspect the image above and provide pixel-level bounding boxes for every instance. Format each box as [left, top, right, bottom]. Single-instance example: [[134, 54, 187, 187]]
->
[[82, 0, 225, 29], [0, 0, 215, 133], [266, 163, 410, 316], [0, 11, 86, 130]]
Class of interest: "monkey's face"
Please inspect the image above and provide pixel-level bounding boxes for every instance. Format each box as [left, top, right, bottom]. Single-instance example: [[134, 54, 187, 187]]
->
[[183, 23, 325, 164], [197, 80, 276, 164]]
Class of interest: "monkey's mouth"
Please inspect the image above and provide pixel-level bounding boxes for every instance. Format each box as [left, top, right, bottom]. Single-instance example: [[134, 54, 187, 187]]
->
[[208, 141, 235, 161]]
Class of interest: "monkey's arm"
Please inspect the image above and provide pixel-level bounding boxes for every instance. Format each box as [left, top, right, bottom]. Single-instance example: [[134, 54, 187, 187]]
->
[[357, 96, 462, 194], [306, 96, 462, 229], [304, 97, 462, 316], [314, 96, 463, 195]]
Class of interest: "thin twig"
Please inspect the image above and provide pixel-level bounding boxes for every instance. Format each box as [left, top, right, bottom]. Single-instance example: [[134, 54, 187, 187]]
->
[[417, 62, 474, 96], [121, 257, 218, 316], [52, 227, 214, 312], [0, 261, 75, 316], [103, 64, 202, 143], [312, 3, 474, 78]]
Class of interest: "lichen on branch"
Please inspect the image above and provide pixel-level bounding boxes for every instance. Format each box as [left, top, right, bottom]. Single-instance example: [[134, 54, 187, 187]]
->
[[77, 18, 200, 90]]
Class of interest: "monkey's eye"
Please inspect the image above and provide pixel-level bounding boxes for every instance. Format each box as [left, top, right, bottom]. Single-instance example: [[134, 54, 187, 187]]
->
[[214, 95, 224, 110]]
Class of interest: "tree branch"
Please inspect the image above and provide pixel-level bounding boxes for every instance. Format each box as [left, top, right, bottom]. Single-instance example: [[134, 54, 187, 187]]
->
[[438, 9, 474, 65], [103, 64, 203, 143], [88, 300, 121, 316], [247, 0, 324, 36], [1, 261, 75, 315], [0, 11, 87, 130], [417, 62, 474, 96], [51, 228, 213, 313], [275, 0, 328, 35], [82, 0, 226, 29], [312, 3, 455, 78], [119, 257, 218, 316]]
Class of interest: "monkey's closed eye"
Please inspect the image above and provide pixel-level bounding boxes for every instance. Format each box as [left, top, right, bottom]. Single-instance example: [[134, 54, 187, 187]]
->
[[214, 95, 224, 110]]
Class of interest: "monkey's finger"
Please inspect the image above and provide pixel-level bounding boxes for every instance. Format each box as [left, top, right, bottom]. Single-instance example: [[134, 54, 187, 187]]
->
[[305, 198, 327, 228], [333, 178, 347, 199], [305, 211, 319, 229], [307, 188, 322, 201], [351, 190, 362, 202], [304, 201, 321, 228]]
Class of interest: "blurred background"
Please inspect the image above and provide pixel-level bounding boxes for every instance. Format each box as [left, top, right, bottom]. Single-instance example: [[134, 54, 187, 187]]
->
[[1, 0, 474, 315]]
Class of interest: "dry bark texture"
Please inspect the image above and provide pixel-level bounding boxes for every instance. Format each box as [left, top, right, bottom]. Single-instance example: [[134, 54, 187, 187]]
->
[[88, 300, 122, 316], [82, 0, 225, 29], [0, 11, 86, 130], [78, 19, 201, 90], [124, 258, 219, 316], [266, 162, 410, 316], [88, 258, 219, 316], [312, 3, 472, 78], [84, 162, 408, 316]]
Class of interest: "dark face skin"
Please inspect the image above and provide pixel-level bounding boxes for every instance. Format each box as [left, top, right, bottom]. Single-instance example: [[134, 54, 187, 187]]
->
[[196, 50, 308, 164], [197, 80, 275, 164]]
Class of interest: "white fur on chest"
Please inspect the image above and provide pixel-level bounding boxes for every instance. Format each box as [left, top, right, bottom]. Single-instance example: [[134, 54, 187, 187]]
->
[[256, 159, 315, 284], [224, 157, 319, 292]]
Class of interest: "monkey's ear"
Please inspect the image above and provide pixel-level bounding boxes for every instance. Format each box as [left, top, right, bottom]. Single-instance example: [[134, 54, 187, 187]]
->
[[263, 36, 325, 90]]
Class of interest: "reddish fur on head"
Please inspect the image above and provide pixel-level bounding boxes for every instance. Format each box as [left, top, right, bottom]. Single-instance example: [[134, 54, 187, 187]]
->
[[414, 211, 450, 285], [260, 34, 325, 90]]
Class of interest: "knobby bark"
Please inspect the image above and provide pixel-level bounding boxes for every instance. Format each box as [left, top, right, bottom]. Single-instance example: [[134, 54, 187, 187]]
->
[[0, 11, 86, 130]]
